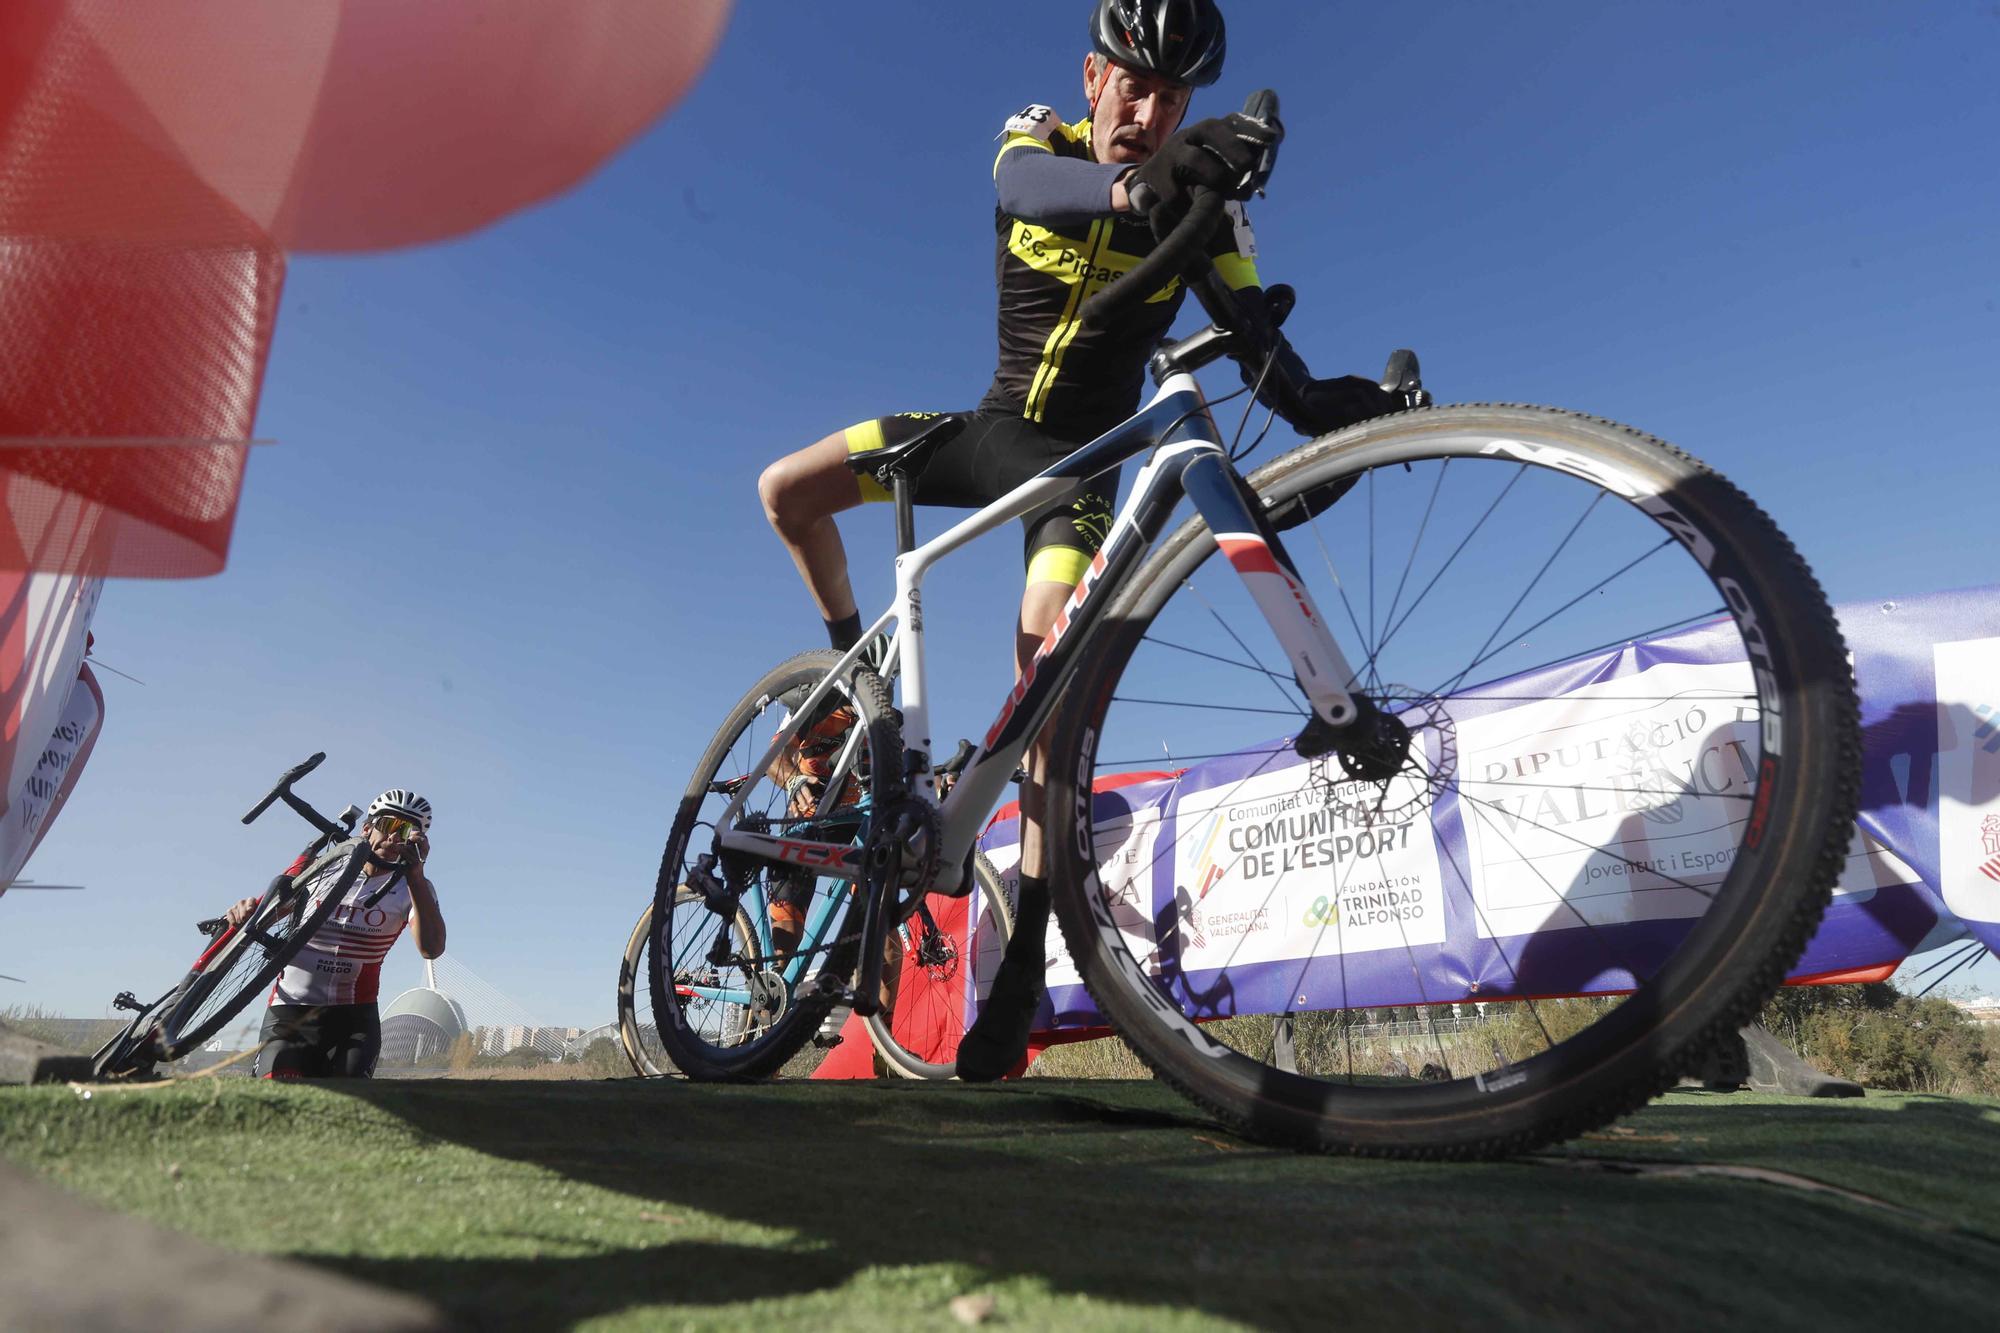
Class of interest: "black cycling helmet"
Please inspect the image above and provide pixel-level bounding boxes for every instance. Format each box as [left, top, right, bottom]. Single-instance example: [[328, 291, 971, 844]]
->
[[1089, 0, 1227, 89]]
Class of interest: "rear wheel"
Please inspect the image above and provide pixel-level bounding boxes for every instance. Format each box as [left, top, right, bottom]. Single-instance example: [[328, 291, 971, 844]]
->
[[649, 650, 902, 1079], [616, 903, 673, 1076], [865, 852, 1015, 1080], [1045, 405, 1860, 1157], [90, 1002, 171, 1079]]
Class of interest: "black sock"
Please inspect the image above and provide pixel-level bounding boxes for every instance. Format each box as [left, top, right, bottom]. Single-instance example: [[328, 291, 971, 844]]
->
[[955, 872, 1049, 1081], [825, 612, 863, 651], [1010, 873, 1050, 961]]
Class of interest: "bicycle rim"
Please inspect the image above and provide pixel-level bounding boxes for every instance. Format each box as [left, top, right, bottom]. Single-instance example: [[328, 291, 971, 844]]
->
[[649, 650, 900, 1079], [1046, 405, 1859, 1156], [616, 903, 674, 1076], [866, 852, 1015, 1080], [91, 1006, 170, 1078]]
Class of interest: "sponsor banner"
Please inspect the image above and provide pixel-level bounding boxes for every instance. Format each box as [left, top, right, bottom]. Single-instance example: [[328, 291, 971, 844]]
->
[[1934, 637, 2000, 926], [0, 571, 103, 896], [1455, 660, 1757, 939], [979, 586, 2000, 1028], [0, 664, 104, 894], [1168, 759, 1445, 967]]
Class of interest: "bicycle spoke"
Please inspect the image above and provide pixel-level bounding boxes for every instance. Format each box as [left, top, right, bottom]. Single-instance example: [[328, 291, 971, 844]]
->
[[1366, 467, 1377, 691], [1459, 778, 1753, 803], [1374, 463, 1528, 660], [1109, 695, 1309, 718], [1431, 832, 1558, 1052], [1374, 458, 1451, 669], [1182, 577, 1309, 716], [1305, 510, 1379, 693], [1430, 537, 1679, 702], [1451, 783, 1723, 903], [1454, 491, 1608, 690], [1139, 633, 1297, 687]]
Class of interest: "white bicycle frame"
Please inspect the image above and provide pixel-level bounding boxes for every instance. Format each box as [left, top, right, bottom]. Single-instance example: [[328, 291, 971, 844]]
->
[[715, 367, 1365, 897]]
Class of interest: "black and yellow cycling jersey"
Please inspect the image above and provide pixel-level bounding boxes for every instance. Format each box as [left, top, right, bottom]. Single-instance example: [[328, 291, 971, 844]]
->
[[843, 105, 1261, 589], [985, 106, 1261, 443]]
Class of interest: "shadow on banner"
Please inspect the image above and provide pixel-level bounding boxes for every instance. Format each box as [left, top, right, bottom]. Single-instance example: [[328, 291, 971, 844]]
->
[[967, 585, 2000, 1034]]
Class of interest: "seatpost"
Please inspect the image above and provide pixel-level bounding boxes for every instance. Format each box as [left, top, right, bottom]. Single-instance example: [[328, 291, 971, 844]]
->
[[892, 474, 916, 555]]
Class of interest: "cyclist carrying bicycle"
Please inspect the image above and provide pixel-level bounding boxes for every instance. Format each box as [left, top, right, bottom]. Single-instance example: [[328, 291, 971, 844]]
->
[[755, 0, 1420, 1077], [220, 789, 446, 1079]]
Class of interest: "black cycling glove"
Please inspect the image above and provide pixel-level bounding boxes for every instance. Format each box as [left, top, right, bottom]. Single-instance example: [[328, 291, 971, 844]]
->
[[1290, 375, 1411, 437], [1126, 112, 1277, 218], [1240, 324, 1428, 438]]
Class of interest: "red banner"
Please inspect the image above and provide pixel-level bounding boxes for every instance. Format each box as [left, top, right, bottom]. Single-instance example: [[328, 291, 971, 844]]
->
[[1, 0, 731, 576]]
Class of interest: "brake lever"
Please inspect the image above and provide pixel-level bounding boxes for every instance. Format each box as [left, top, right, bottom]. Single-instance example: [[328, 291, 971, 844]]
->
[[1238, 89, 1283, 197]]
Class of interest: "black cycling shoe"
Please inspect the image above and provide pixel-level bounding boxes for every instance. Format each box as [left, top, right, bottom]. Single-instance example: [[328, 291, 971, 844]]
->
[[955, 877, 1051, 1082], [954, 960, 1044, 1082]]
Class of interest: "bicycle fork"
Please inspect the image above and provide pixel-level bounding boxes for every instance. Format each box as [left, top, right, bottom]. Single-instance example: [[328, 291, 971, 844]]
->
[[1179, 449, 1369, 751]]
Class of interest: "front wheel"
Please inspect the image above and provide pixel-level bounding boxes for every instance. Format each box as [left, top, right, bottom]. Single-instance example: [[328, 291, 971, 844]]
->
[[152, 844, 369, 1060], [1045, 404, 1860, 1157]]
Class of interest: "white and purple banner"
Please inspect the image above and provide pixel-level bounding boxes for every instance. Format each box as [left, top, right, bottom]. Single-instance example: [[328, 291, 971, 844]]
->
[[978, 585, 2000, 1030], [0, 572, 105, 898]]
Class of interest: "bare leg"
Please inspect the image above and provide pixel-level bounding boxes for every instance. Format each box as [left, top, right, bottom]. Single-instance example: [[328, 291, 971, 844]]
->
[[954, 576, 1075, 1081], [757, 432, 866, 622], [1012, 579, 1074, 881]]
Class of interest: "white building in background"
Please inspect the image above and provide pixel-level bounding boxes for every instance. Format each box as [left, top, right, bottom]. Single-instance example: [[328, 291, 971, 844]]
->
[[1952, 996, 2000, 1026], [468, 1023, 580, 1058], [379, 988, 470, 1072]]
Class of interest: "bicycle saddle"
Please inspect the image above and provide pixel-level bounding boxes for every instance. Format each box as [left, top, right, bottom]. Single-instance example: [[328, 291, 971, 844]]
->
[[842, 414, 967, 487]]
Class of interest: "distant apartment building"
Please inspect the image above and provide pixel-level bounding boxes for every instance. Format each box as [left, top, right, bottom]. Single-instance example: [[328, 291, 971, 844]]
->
[[1951, 996, 2000, 1026]]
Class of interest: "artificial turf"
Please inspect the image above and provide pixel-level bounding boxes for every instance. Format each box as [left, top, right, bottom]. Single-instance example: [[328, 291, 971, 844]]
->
[[2, 1077, 1995, 1330]]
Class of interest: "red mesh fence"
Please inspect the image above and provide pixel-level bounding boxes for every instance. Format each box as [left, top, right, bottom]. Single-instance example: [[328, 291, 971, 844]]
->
[[0, 0, 731, 576]]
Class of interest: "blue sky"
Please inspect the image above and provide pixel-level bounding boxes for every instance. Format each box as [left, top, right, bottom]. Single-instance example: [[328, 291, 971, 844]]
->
[[9, 2, 1998, 1025]]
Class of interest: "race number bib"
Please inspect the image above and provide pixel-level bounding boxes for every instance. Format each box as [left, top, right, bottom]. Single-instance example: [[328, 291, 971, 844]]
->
[[1001, 104, 1060, 141]]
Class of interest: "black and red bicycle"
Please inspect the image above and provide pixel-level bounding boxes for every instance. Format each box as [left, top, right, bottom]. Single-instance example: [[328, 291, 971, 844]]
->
[[90, 754, 371, 1078]]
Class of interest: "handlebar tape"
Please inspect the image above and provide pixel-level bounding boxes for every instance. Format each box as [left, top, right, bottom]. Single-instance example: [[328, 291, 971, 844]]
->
[[1078, 89, 1279, 328], [1079, 190, 1224, 325]]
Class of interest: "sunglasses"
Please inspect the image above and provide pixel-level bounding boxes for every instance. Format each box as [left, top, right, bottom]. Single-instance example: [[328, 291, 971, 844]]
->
[[371, 814, 421, 839]]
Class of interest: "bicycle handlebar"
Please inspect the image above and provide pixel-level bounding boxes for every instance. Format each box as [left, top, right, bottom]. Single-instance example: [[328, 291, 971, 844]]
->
[[242, 752, 324, 823], [1080, 191, 1225, 326], [1077, 89, 1281, 329], [240, 751, 348, 844]]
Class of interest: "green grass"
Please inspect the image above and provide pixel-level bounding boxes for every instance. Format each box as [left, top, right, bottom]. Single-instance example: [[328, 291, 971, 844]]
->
[[4, 1078, 1998, 1330]]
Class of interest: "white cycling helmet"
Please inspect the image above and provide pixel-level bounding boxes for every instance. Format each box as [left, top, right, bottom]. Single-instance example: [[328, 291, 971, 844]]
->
[[367, 788, 433, 831]]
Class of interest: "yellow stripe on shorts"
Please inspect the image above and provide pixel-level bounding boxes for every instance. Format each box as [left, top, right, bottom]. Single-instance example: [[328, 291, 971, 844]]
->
[[1026, 545, 1092, 588], [843, 420, 891, 503]]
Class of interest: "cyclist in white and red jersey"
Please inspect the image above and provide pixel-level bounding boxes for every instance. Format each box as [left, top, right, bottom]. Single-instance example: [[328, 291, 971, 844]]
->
[[221, 788, 446, 1079]]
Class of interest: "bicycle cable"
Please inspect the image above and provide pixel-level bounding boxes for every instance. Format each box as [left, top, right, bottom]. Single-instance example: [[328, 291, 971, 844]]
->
[[1151, 381, 1251, 462], [1229, 338, 1284, 463]]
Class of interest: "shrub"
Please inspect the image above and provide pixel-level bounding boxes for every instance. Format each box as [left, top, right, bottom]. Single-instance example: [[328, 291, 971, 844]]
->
[[1760, 983, 1999, 1096]]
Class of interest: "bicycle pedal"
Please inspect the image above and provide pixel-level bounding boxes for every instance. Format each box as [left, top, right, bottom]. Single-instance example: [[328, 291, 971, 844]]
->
[[798, 975, 854, 1006], [112, 991, 144, 1013]]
